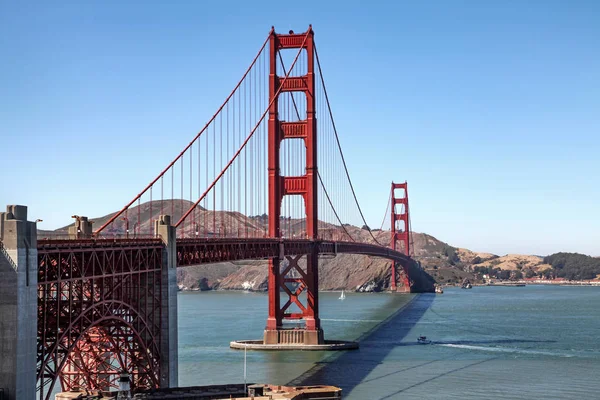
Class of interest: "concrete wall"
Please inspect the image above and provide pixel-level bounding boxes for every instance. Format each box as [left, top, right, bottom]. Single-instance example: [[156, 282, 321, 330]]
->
[[156, 215, 178, 388], [0, 206, 38, 400]]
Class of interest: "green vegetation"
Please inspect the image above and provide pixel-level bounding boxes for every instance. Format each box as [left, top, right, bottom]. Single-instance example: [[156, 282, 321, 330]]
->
[[473, 266, 499, 276], [512, 270, 523, 280], [473, 266, 519, 280], [525, 269, 536, 278], [544, 253, 600, 280], [497, 269, 511, 280]]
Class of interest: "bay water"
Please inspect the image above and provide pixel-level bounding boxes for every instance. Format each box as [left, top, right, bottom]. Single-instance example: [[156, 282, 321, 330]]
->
[[179, 285, 600, 399]]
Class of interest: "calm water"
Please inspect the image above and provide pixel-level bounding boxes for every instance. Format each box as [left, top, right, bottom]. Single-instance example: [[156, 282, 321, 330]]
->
[[179, 286, 600, 399]]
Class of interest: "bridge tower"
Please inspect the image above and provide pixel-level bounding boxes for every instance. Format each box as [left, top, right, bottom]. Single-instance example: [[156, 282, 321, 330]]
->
[[390, 182, 412, 292], [264, 26, 323, 345]]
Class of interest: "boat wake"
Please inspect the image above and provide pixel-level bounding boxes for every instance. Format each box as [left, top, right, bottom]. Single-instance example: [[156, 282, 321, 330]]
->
[[439, 343, 575, 358], [321, 318, 382, 323]]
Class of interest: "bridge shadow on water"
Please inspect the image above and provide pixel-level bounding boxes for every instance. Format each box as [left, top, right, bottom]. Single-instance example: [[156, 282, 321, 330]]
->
[[286, 293, 435, 393], [287, 294, 554, 396]]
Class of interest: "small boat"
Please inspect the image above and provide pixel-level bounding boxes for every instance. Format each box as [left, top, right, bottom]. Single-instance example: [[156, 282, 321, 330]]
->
[[461, 278, 473, 289], [417, 336, 432, 345], [339, 290, 346, 300], [435, 286, 444, 294]]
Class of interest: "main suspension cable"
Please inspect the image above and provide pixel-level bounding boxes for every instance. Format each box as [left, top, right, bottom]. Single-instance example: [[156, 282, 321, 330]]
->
[[95, 29, 274, 235], [176, 30, 311, 227], [379, 186, 392, 232]]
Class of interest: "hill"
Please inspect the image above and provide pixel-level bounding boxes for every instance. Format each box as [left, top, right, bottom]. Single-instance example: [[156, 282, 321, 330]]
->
[[42, 199, 597, 290], [543, 253, 600, 280]]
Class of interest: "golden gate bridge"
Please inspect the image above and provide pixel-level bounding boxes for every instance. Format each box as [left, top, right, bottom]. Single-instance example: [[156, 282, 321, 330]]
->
[[0, 26, 433, 400]]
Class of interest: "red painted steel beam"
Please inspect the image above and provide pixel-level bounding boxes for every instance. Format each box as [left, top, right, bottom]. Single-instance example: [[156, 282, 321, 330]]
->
[[280, 121, 307, 139]]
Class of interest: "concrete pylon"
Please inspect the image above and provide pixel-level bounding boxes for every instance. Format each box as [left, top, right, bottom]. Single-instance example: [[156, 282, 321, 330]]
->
[[0, 205, 38, 400], [155, 215, 178, 388], [68, 216, 93, 239]]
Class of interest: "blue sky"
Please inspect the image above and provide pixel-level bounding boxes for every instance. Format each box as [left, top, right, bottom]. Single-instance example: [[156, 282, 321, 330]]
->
[[1, 1, 598, 256]]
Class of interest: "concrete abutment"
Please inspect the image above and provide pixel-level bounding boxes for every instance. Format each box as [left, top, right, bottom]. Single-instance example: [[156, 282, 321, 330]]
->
[[155, 215, 179, 389], [0, 206, 38, 400]]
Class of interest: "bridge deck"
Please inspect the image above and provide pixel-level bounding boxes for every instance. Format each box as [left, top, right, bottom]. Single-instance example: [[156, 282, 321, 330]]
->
[[38, 237, 411, 267]]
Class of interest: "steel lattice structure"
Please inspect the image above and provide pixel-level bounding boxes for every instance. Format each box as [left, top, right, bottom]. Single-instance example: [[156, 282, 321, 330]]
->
[[37, 239, 164, 400]]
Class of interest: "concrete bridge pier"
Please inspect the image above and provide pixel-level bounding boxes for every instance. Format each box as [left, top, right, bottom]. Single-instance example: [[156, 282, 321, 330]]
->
[[155, 215, 178, 388], [0, 206, 38, 400]]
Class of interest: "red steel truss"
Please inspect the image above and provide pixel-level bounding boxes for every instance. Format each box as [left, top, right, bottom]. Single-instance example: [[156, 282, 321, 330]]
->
[[37, 239, 163, 400], [176, 238, 411, 267], [266, 26, 321, 342], [390, 182, 412, 292], [35, 237, 413, 397]]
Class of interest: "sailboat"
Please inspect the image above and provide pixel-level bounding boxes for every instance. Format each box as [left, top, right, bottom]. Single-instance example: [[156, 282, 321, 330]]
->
[[339, 290, 346, 300]]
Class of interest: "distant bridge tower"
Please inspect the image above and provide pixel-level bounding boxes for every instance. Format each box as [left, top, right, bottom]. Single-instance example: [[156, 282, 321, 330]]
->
[[390, 182, 411, 292], [264, 26, 323, 345]]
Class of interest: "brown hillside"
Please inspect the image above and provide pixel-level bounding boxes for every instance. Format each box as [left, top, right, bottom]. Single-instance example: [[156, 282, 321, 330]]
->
[[43, 199, 554, 290]]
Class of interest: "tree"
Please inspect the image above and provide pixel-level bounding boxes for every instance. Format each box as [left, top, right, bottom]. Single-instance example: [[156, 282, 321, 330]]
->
[[544, 252, 600, 280], [525, 269, 536, 279], [497, 270, 511, 280], [541, 269, 553, 279], [361, 225, 370, 230]]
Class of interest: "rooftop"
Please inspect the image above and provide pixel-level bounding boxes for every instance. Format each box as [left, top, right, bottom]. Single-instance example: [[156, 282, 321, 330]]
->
[[55, 383, 342, 400]]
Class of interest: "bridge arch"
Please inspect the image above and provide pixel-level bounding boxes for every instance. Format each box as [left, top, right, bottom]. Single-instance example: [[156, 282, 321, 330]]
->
[[38, 300, 160, 400], [36, 240, 166, 400]]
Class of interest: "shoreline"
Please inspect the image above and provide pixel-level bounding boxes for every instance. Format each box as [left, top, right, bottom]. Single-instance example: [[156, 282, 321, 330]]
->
[[440, 280, 600, 288], [177, 287, 414, 293]]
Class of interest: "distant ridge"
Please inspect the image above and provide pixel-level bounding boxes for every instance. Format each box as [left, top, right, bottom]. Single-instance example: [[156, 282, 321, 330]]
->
[[40, 199, 596, 289]]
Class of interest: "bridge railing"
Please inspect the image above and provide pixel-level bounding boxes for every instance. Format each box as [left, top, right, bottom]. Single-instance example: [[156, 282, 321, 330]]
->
[[37, 237, 163, 252], [0, 239, 18, 271]]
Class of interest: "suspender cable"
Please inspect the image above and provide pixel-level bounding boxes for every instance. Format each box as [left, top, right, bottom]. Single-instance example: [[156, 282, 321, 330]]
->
[[175, 31, 311, 228], [95, 30, 273, 235], [314, 44, 383, 246]]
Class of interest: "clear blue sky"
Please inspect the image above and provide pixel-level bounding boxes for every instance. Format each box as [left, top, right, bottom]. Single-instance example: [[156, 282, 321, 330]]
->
[[1, 1, 598, 256]]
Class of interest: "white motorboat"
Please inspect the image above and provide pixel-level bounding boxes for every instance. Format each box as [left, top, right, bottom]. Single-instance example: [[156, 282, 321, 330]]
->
[[417, 336, 432, 344]]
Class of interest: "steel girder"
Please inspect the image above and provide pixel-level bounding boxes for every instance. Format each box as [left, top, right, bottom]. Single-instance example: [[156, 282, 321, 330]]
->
[[176, 238, 411, 268]]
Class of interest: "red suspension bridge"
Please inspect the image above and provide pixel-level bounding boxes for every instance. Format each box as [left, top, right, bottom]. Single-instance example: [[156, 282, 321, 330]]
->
[[0, 26, 433, 400]]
